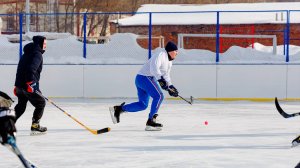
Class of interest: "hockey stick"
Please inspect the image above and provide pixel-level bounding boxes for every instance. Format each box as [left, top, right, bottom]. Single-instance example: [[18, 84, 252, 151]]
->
[[4, 136, 36, 168], [36, 91, 110, 135], [167, 88, 193, 105], [275, 97, 300, 118], [178, 95, 193, 105]]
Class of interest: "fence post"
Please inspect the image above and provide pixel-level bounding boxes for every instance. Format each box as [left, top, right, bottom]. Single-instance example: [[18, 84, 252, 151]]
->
[[216, 11, 220, 63], [148, 12, 152, 59], [19, 13, 23, 58], [285, 10, 290, 62], [83, 13, 87, 59]]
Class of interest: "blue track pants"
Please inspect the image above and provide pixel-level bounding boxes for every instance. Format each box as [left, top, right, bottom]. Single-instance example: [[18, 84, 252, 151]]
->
[[122, 75, 164, 119]]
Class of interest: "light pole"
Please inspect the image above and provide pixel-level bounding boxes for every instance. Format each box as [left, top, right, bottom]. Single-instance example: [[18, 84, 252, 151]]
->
[[26, 0, 30, 32]]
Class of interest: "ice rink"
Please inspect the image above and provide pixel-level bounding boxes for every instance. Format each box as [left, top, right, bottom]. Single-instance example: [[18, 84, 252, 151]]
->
[[0, 98, 299, 168]]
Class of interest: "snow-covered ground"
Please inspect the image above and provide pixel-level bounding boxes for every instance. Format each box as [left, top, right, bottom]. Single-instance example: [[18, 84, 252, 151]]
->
[[0, 99, 299, 168], [0, 33, 300, 64]]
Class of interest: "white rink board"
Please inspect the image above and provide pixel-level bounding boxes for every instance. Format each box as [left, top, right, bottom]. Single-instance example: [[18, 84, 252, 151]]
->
[[40, 65, 84, 97], [0, 64, 299, 98], [216, 65, 287, 98], [287, 65, 300, 98], [171, 65, 217, 98], [83, 65, 141, 98], [0, 65, 17, 95]]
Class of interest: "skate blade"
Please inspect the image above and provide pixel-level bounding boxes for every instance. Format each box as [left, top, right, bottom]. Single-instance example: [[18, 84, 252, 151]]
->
[[145, 126, 162, 131], [109, 107, 117, 124], [30, 131, 47, 136]]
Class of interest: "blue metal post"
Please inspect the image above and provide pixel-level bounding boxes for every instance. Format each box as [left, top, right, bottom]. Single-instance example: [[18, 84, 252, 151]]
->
[[83, 13, 87, 59], [286, 11, 290, 62], [19, 13, 23, 58], [148, 12, 152, 59], [216, 12, 220, 63]]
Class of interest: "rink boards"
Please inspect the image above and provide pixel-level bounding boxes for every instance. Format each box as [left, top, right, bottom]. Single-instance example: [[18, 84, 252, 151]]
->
[[1, 64, 300, 99]]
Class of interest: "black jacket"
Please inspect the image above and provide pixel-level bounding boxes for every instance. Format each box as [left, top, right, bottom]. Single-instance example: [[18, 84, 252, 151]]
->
[[15, 36, 45, 90]]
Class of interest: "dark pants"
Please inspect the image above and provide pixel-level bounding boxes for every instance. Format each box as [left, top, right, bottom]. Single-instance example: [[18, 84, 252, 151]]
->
[[0, 115, 16, 144], [14, 87, 46, 124]]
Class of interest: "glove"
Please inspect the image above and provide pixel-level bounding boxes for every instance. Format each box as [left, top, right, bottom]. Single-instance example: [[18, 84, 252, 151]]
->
[[13, 87, 17, 96], [26, 81, 38, 93], [0, 116, 16, 144], [158, 77, 168, 90], [168, 85, 179, 97]]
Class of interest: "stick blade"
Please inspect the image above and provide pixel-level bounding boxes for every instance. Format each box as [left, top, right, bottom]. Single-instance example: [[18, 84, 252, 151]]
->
[[96, 127, 111, 134], [275, 97, 291, 118], [190, 96, 194, 105]]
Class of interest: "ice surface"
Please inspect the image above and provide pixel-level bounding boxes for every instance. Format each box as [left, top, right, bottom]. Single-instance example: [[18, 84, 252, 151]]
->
[[0, 98, 299, 168]]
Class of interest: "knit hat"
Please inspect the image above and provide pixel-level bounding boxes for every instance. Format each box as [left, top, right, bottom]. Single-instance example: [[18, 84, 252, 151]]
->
[[165, 41, 178, 53], [33, 35, 46, 49]]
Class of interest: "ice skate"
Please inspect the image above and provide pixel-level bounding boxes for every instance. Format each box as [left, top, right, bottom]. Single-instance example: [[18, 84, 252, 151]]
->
[[30, 123, 47, 136], [145, 116, 163, 131], [153, 114, 158, 123], [109, 102, 125, 124]]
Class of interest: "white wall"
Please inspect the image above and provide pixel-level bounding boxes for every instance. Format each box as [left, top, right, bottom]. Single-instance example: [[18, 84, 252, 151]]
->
[[0, 64, 298, 99], [216, 65, 287, 98]]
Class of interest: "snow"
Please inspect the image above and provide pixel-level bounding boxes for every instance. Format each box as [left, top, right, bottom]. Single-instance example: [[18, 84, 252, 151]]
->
[[0, 99, 299, 168], [115, 3, 300, 26], [1, 33, 300, 64], [1, 2, 300, 64], [0, 3, 300, 167]]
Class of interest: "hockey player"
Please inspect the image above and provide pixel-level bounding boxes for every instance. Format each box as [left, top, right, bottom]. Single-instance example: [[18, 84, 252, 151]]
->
[[110, 41, 179, 131], [0, 91, 36, 168], [14, 35, 47, 135], [0, 91, 16, 145]]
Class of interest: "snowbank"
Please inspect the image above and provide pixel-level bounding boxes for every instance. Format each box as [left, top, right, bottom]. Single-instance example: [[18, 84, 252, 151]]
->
[[0, 33, 300, 64]]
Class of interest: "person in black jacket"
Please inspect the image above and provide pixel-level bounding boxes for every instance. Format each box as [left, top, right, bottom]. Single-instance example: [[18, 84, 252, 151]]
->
[[14, 35, 47, 135]]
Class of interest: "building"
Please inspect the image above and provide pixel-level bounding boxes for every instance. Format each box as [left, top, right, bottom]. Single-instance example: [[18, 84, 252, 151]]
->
[[110, 3, 300, 52]]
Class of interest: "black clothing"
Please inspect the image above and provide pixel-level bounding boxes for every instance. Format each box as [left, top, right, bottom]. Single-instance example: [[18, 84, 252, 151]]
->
[[15, 36, 45, 90], [165, 41, 178, 52], [14, 36, 46, 124], [14, 88, 45, 123], [33, 35, 46, 50], [165, 41, 178, 61], [0, 115, 16, 144]]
